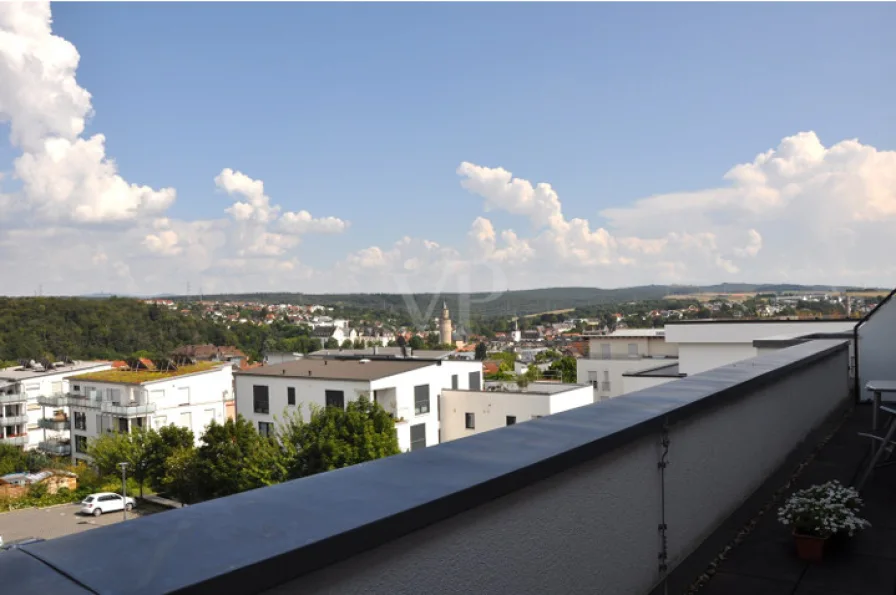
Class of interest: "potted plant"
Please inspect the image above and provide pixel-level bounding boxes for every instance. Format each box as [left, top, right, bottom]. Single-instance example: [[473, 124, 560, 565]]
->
[[777, 480, 870, 562]]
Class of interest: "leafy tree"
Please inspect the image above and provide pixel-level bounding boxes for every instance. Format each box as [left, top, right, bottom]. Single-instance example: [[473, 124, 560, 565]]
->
[[515, 373, 530, 391], [341, 339, 353, 349], [408, 335, 424, 351], [87, 428, 161, 497], [160, 447, 201, 504], [324, 337, 339, 349], [279, 396, 400, 478], [195, 416, 286, 500], [147, 425, 194, 491], [475, 342, 487, 361], [548, 356, 578, 383]]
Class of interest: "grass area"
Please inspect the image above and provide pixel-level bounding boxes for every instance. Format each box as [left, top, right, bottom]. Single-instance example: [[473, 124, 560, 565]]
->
[[845, 290, 890, 298], [664, 293, 757, 302], [68, 361, 223, 385]]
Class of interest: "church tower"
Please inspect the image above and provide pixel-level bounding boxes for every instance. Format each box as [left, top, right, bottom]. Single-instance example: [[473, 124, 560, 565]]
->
[[439, 301, 453, 346]]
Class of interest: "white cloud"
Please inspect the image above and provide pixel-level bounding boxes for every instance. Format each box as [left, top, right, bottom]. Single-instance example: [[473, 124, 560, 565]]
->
[[2, 3, 896, 296]]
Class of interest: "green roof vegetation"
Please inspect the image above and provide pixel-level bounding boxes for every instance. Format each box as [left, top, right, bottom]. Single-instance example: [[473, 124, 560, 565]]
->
[[69, 361, 224, 385]]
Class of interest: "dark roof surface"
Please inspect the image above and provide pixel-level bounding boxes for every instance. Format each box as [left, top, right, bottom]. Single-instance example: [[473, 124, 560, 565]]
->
[[235, 358, 432, 381]]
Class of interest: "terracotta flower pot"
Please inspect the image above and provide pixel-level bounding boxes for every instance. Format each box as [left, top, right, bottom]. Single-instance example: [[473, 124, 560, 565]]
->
[[793, 531, 828, 562]]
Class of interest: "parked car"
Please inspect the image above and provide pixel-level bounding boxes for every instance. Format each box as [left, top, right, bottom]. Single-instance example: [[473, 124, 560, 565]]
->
[[80, 492, 135, 516]]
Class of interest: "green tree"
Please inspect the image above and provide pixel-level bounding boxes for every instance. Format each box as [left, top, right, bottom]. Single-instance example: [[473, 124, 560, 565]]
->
[[87, 428, 161, 498], [341, 339, 353, 349], [324, 337, 339, 349], [279, 396, 400, 478], [408, 335, 424, 351], [548, 356, 578, 383], [475, 342, 487, 361], [195, 416, 286, 500], [146, 425, 195, 492], [160, 446, 201, 505]]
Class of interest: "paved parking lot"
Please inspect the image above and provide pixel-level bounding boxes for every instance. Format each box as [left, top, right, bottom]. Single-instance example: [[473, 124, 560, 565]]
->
[[0, 502, 164, 544]]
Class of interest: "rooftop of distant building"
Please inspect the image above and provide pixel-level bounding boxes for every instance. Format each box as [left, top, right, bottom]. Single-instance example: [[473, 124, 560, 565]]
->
[[0, 360, 110, 381], [238, 358, 434, 382], [68, 361, 226, 385]]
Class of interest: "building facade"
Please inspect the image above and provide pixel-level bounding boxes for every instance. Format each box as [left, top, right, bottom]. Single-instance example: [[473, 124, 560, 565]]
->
[[577, 329, 679, 401], [440, 382, 593, 443], [40, 363, 233, 463], [235, 358, 482, 452], [0, 360, 112, 452]]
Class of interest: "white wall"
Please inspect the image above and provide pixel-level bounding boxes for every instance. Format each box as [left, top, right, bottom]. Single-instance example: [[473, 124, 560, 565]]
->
[[273, 342, 849, 595], [264, 353, 303, 365], [622, 374, 678, 394], [577, 358, 676, 401], [676, 343, 759, 376], [665, 321, 854, 345], [440, 385, 593, 443], [857, 296, 896, 402]]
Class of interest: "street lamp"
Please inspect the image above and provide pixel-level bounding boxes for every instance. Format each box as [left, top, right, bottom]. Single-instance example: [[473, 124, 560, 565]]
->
[[118, 462, 129, 522]]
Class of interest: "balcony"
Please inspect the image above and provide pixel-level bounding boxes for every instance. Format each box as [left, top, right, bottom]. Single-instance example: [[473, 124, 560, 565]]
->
[[4, 339, 895, 594], [0, 434, 27, 446], [1, 414, 29, 425], [0, 392, 27, 404], [38, 440, 71, 456], [66, 394, 101, 409], [38, 418, 71, 430], [36, 393, 70, 408], [100, 401, 157, 416]]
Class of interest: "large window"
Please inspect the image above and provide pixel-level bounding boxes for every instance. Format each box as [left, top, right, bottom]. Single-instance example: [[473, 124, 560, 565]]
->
[[410, 423, 426, 451], [258, 422, 274, 438], [465, 413, 475, 429], [287, 387, 296, 406], [451, 375, 458, 389], [601, 344, 611, 359], [253, 385, 270, 414], [325, 390, 345, 410], [413, 384, 430, 415], [75, 435, 88, 454], [468, 372, 481, 391], [74, 411, 87, 431]]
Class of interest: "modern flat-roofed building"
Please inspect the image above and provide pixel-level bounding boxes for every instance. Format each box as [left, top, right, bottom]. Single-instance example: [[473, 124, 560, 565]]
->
[[577, 329, 679, 401], [49, 362, 233, 462], [235, 358, 482, 452], [0, 360, 112, 452], [440, 382, 592, 443]]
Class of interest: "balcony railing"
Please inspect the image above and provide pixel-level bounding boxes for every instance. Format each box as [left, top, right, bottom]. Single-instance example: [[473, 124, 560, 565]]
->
[[4, 339, 851, 595], [100, 401, 157, 416], [36, 393, 70, 407], [38, 418, 71, 430], [0, 392, 27, 404], [0, 434, 27, 446], [38, 441, 71, 456], [1, 414, 29, 425]]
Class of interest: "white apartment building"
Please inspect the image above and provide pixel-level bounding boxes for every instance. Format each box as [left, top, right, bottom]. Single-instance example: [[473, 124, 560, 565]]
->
[[41, 362, 234, 463], [577, 329, 679, 401], [0, 360, 112, 452], [235, 358, 483, 452], [440, 382, 593, 443]]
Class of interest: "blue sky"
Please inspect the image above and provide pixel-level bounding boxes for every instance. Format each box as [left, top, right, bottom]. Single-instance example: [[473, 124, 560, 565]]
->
[[2, 2, 895, 294]]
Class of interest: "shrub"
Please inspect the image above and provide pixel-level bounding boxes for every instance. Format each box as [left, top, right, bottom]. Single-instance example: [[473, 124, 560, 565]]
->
[[778, 480, 871, 538]]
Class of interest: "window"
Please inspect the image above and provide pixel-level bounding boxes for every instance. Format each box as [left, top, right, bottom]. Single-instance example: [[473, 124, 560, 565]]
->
[[628, 343, 639, 356], [465, 413, 475, 429], [154, 415, 168, 429], [451, 375, 458, 389], [600, 344, 611, 359], [253, 385, 270, 414], [258, 422, 274, 438], [118, 418, 129, 433], [178, 387, 191, 406], [468, 372, 481, 391], [72, 385, 80, 392], [325, 390, 344, 410], [506, 416, 516, 426], [410, 423, 426, 451], [287, 387, 296, 406], [414, 384, 430, 415], [75, 435, 88, 454], [74, 411, 87, 431], [588, 371, 598, 389], [603, 371, 609, 382]]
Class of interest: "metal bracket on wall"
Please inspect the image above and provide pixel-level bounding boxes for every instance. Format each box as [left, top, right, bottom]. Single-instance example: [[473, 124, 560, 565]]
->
[[657, 419, 671, 589]]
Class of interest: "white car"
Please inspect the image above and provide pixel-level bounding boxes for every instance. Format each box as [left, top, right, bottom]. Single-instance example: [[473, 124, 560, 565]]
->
[[80, 492, 136, 517]]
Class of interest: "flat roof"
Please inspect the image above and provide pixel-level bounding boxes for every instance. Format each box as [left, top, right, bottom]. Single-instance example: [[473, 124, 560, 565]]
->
[[0, 361, 110, 381], [68, 362, 226, 385], [623, 362, 683, 378], [307, 348, 454, 360], [454, 382, 586, 396], [237, 359, 434, 381]]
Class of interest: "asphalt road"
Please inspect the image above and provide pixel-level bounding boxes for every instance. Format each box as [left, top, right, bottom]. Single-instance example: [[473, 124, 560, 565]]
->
[[0, 502, 161, 544]]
